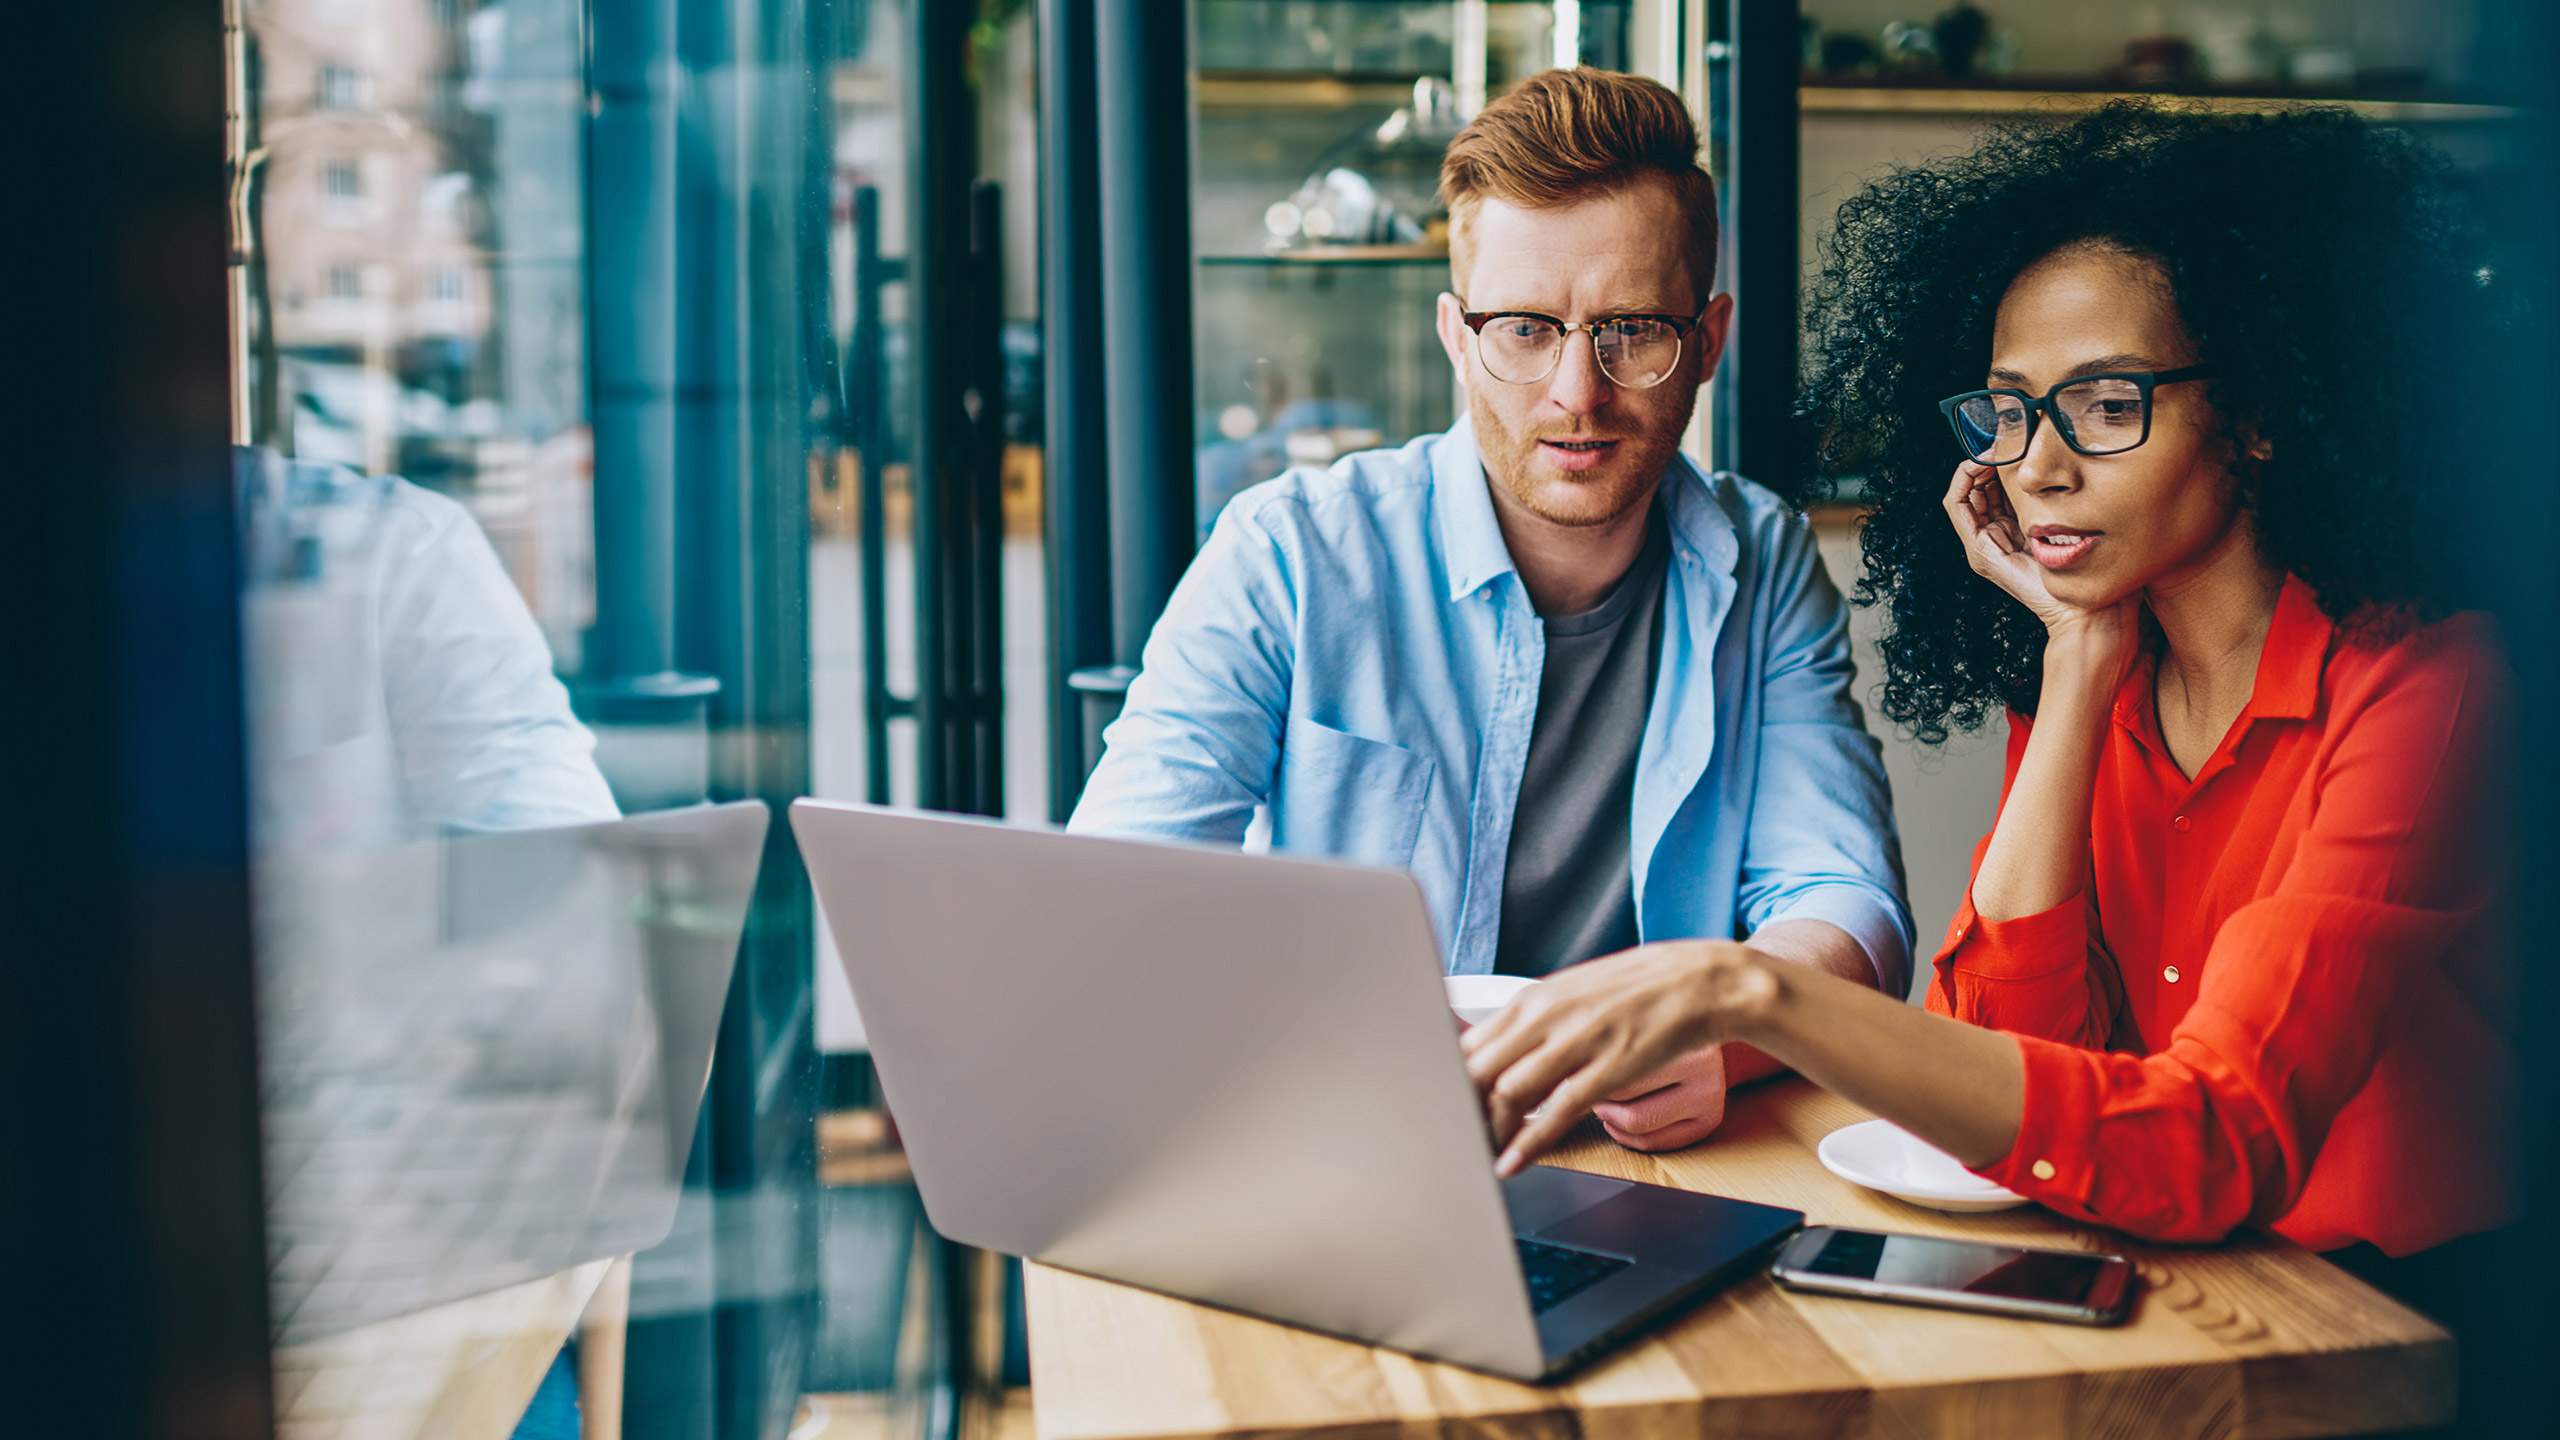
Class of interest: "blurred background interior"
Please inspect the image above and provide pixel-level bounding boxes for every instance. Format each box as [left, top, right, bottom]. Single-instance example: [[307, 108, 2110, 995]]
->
[[16, 1, 2553, 1438]]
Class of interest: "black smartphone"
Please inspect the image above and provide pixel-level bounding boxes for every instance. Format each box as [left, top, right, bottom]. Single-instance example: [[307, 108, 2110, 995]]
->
[[1768, 1225, 2136, 1325]]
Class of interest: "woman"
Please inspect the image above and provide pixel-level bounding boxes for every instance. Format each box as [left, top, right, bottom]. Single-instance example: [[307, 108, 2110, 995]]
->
[[1462, 104, 2514, 1264]]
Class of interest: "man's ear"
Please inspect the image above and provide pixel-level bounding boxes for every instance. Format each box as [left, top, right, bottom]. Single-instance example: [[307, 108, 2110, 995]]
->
[[1436, 291, 1472, 375], [1691, 293, 1736, 382]]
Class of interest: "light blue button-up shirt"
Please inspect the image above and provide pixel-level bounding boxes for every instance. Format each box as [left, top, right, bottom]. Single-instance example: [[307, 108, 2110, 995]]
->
[[237, 448, 621, 851], [1069, 418, 1912, 993]]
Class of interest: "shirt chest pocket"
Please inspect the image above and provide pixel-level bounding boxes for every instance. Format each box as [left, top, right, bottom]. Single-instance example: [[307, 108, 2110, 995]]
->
[[1271, 715, 1436, 869]]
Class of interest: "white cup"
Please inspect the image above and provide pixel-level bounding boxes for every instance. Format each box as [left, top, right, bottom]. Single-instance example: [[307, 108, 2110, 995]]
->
[[1444, 974, 1539, 1027]]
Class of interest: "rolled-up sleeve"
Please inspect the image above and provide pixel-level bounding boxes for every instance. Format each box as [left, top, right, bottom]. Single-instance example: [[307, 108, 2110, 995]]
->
[[1925, 717, 2115, 1046], [1734, 513, 1913, 994], [1985, 895, 2474, 1242], [1930, 889, 2109, 1045]]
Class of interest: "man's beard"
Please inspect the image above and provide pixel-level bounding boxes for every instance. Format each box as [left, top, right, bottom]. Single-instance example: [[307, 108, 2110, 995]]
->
[[1469, 381, 1696, 529]]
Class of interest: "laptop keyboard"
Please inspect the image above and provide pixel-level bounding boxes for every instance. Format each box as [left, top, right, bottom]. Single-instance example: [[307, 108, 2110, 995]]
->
[[1518, 1237, 1634, 1313]]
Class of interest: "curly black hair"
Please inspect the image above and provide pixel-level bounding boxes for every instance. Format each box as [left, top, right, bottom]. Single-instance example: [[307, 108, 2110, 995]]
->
[[1800, 102, 2500, 743]]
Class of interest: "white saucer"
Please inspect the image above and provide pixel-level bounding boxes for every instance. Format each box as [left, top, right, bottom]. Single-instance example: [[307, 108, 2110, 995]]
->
[[1817, 1118, 2031, 1213]]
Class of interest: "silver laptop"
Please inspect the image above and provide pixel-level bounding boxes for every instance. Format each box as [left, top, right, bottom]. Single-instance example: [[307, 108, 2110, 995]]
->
[[791, 799, 1801, 1381], [258, 801, 769, 1343]]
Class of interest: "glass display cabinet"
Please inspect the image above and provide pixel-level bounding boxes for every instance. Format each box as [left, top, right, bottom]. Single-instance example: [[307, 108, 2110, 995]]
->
[[1189, 2, 1641, 531]]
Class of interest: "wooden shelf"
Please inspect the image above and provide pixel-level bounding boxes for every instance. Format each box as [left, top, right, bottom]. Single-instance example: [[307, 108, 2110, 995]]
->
[[1198, 72, 1430, 110], [1201, 244, 1448, 266], [1800, 84, 2523, 123], [1194, 70, 2526, 122], [818, 1108, 913, 1186]]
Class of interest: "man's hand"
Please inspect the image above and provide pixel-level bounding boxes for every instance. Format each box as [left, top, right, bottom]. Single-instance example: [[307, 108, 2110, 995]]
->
[[1592, 1045, 1727, 1151], [1464, 940, 1779, 1173]]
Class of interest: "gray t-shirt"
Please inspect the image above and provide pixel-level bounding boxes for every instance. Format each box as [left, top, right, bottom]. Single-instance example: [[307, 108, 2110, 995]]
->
[[1493, 513, 1672, 977]]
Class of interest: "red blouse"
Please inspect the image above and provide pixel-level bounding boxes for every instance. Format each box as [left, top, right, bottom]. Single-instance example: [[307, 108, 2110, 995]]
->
[[1929, 576, 2514, 1255]]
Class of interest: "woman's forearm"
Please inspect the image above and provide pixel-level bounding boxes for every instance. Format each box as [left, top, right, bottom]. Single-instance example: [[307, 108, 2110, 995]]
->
[[1721, 917, 1892, 1084], [1468, 938, 2027, 1172], [1968, 632, 2122, 922], [1732, 955, 2025, 1166]]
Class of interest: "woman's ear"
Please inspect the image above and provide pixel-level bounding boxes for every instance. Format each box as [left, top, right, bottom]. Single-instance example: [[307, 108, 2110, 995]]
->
[[2229, 416, 2274, 465]]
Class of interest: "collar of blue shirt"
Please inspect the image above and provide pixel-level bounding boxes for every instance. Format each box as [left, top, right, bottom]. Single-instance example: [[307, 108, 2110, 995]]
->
[[1429, 414, 1743, 607]]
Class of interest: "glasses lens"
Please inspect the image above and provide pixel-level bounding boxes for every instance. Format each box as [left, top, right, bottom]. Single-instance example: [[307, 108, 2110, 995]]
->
[[1955, 393, 2029, 463], [1593, 318, 1681, 389], [2053, 377, 2148, 454], [1478, 315, 1563, 383]]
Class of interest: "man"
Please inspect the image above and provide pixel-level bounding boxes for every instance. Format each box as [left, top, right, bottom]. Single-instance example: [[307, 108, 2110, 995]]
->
[[1069, 69, 1909, 1152], [238, 445, 621, 850]]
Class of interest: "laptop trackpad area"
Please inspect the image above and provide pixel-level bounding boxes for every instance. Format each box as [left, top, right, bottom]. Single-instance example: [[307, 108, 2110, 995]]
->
[[1501, 1166, 1633, 1235]]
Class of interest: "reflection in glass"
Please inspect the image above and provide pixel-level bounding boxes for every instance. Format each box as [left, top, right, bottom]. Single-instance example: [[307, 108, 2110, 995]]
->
[[239, 447, 618, 851], [260, 804, 767, 1344], [236, 0, 689, 1384], [240, 0, 596, 664], [235, 0, 828, 1427]]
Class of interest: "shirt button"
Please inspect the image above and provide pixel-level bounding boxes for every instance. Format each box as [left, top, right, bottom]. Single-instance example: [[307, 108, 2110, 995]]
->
[[2172, 815, 2192, 832], [2163, 965, 2182, 984], [2031, 1160, 2056, 1181]]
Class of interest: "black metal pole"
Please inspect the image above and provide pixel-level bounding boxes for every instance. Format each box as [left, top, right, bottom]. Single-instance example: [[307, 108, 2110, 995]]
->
[[1040, 0, 1113, 820], [853, 185, 895, 805], [1709, 0, 1799, 489], [967, 179, 1009, 818], [906, 0, 975, 812], [1094, 0, 1197, 671]]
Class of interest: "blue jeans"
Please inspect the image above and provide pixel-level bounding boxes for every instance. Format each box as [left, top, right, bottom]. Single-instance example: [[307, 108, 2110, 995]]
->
[[509, 1344, 579, 1440]]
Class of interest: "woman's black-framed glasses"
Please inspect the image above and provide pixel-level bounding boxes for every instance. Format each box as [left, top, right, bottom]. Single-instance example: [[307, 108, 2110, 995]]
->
[[1937, 364, 2214, 464], [1459, 307, 1707, 389]]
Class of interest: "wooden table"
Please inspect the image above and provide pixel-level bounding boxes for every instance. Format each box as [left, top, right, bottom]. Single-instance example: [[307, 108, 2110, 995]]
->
[[1024, 1080, 2453, 1440]]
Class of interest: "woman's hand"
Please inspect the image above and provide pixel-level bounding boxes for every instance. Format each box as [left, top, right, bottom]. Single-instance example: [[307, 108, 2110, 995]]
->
[[1941, 460, 2136, 922], [1460, 942, 1778, 1175], [1941, 461, 2138, 664]]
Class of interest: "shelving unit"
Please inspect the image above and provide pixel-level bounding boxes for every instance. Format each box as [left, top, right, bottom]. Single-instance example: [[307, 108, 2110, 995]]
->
[[1187, 3, 1625, 534], [1200, 247, 1446, 266], [1799, 83, 2525, 122]]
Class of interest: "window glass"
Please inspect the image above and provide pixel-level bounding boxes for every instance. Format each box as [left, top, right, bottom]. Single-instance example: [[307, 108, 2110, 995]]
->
[[233, 0, 836, 1430]]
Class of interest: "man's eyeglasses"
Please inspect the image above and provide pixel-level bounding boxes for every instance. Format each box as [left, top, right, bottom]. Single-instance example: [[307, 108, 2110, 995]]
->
[[1937, 364, 2214, 464], [1459, 307, 1707, 389]]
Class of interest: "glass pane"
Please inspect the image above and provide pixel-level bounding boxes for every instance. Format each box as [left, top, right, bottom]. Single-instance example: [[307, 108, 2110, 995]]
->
[[239, 0, 606, 835], [233, 0, 840, 1431], [805, 0, 1047, 1426], [235, 0, 658, 1423]]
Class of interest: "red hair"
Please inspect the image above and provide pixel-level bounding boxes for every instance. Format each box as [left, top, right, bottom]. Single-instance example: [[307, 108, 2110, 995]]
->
[[1439, 68, 1719, 298]]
